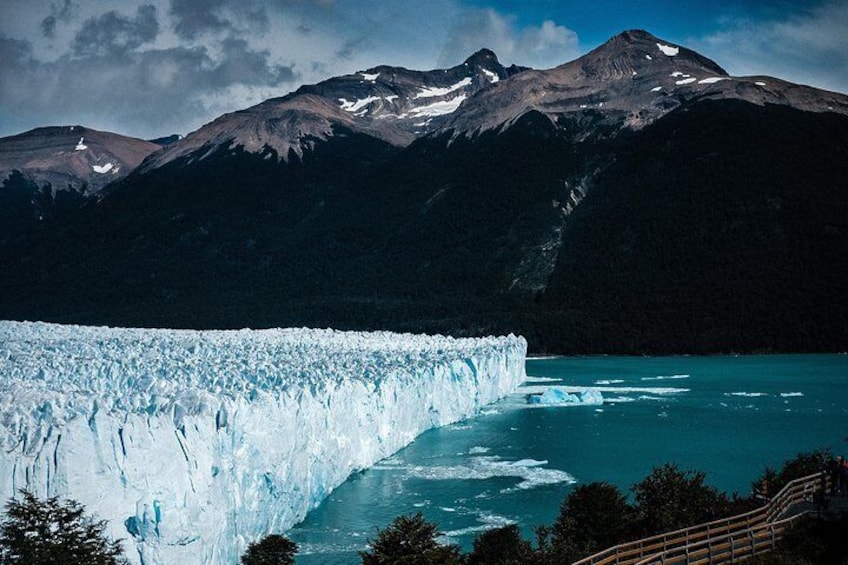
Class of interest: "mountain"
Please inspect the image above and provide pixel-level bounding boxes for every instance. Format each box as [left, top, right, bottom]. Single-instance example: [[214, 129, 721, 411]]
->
[[139, 49, 525, 171], [0, 126, 162, 230], [446, 29, 847, 136], [1, 30, 847, 354]]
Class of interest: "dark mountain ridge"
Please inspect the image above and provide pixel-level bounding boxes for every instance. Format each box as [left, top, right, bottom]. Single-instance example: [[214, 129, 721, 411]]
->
[[1, 30, 846, 353], [0, 126, 163, 234]]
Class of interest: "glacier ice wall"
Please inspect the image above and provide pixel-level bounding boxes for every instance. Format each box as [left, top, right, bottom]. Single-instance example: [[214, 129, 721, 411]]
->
[[0, 321, 526, 564]]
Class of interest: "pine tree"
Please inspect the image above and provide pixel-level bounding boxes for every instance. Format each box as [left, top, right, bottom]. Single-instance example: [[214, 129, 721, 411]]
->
[[0, 490, 125, 564]]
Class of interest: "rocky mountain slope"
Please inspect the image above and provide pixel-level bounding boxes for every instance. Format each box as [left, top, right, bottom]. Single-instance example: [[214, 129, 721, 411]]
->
[[1, 30, 846, 353], [0, 126, 162, 229], [139, 49, 525, 170]]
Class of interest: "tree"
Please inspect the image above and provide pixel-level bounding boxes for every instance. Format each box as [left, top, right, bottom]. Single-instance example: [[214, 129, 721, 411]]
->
[[753, 449, 831, 498], [546, 482, 635, 563], [360, 513, 463, 565], [467, 524, 535, 565], [241, 534, 298, 565], [0, 490, 125, 565], [632, 464, 728, 535]]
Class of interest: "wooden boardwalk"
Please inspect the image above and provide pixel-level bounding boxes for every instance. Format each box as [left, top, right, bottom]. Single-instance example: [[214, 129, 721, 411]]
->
[[572, 473, 837, 565]]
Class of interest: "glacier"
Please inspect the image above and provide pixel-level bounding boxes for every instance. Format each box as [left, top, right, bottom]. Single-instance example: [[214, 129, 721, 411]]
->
[[0, 321, 526, 564]]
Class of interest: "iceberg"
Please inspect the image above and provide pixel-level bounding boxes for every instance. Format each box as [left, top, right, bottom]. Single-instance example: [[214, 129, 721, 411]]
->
[[0, 321, 526, 565], [527, 387, 603, 406]]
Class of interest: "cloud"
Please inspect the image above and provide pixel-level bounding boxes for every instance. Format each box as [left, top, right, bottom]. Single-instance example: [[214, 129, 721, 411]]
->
[[169, 0, 270, 39], [40, 0, 79, 38], [0, 32, 297, 139], [438, 9, 579, 68], [0, 0, 582, 139], [693, 1, 848, 94], [71, 4, 159, 57]]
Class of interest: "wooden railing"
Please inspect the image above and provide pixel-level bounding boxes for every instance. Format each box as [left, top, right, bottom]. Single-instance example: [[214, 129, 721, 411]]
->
[[631, 514, 802, 565], [572, 472, 826, 565]]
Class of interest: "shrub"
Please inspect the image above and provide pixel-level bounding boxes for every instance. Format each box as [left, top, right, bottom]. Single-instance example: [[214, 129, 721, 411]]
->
[[360, 513, 463, 565], [241, 533, 298, 565], [467, 524, 535, 565], [632, 463, 729, 535], [546, 482, 634, 562]]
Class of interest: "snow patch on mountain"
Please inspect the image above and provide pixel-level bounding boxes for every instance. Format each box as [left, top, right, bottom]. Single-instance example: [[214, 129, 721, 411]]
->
[[482, 69, 499, 83], [656, 42, 680, 56], [339, 96, 381, 113], [0, 321, 525, 565], [92, 163, 114, 173], [75, 137, 88, 150], [415, 77, 473, 99], [410, 94, 468, 117], [360, 72, 380, 82]]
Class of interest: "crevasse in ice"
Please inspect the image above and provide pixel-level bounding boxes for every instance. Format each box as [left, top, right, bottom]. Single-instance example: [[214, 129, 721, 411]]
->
[[0, 321, 526, 564]]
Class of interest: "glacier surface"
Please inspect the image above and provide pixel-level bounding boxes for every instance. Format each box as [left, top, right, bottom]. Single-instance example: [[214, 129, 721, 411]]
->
[[0, 321, 526, 564]]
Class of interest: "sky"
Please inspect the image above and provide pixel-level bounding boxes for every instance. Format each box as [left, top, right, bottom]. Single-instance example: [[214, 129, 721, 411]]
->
[[1, 0, 846, 139]]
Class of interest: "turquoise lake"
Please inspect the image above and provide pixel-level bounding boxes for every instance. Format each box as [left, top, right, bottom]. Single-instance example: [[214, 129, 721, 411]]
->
[[290, 355, 848, 563]]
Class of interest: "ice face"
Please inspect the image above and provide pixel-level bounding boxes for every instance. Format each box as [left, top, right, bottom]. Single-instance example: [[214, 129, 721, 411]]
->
[[0, 321, 526, 565]]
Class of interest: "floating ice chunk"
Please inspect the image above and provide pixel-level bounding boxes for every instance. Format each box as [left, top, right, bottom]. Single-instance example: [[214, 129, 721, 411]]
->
[[440, 513, 515, 539], [642, 374, 690, 381], [415, 77, 472, 99], [92, 163, 114, 173], [482, 69, 499, 83], [595, 379, 625, 385], [339, 96, 381, 113], [698, 77, 730, 84], [360, 72, 380, 81], [523, 385, 688, 395], [409, 95, 467, 117], [527, 387, 603, 406], [407, 455, 574, 493], [727, 392, 768, 397], [75, 137, 87, 150], [523, 376, 559, 383], [657, 43, 679, 56], [780, 392, 804, 398], [675, 78, 697, 85]]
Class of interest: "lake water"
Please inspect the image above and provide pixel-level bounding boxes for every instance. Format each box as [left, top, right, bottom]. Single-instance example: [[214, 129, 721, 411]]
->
[[289, 355, 848, 564]]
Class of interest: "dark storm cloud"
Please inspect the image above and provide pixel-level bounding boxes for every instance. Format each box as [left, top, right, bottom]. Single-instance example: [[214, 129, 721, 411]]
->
[[71, 4, 159, 57], [169, 0, 270, 39], [210, 38, 295, 86], [40, 0, 79, 38], [0, 25, 298, 139]]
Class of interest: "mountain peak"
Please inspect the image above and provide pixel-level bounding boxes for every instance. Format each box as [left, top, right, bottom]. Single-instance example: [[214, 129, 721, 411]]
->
[[581, 29, 728, 77], [464, 48, 499, 67]]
